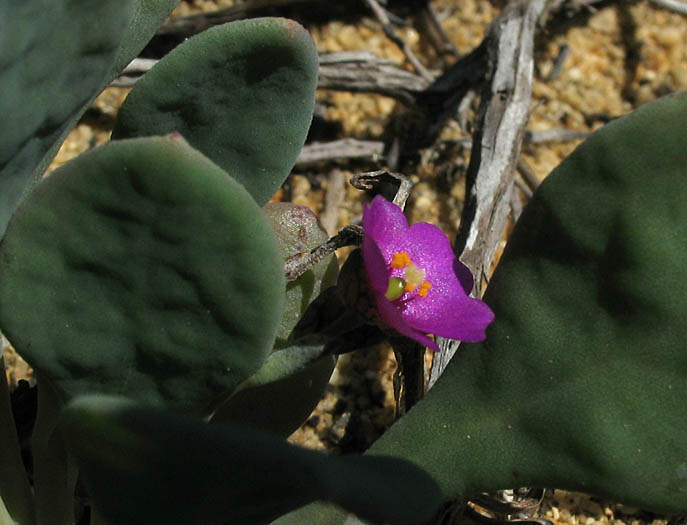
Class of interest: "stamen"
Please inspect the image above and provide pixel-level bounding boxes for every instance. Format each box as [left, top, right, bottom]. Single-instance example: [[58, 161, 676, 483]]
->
[[390, 251, 411, 269], [404, 282, 416, 293], [418, 281, 432, 297]]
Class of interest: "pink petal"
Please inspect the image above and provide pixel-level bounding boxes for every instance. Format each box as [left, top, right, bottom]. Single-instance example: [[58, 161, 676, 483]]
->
[[362, 235, 391, 295], [375, 295, 439, 351], [362, 196, 408, 261], [393, 223, 493, 341], [402, 223, 473, 294], [407, 294, 494, 342], [361, 195, 493, 347]]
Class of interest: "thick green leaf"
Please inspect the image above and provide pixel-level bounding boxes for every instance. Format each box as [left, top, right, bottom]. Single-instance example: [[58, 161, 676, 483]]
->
[[112, 17, 319, 205], [61, 395, 441, 525], [110, 1, 180, 79], [0, 0, 134, 237], [210, 203, 338, 435], [264, 202, 338, 347], [280, 92, 687, 522], [372, 92, 687, 512], [0, 1, 177, 238], [0, 135, 284, 415], [210, 352, 335, 437]]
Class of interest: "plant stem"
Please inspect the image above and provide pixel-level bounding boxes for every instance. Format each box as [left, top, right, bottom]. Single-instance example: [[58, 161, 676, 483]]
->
[[389, 336, 426, 415], [0, 356, 35, 525], [31, 381, 73, 525]]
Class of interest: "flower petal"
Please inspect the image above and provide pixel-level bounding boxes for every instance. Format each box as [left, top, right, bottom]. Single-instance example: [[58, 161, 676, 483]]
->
[[361, 195, 492, 347], [362, 235, 391, 294], [363, 196, 408, 261], [375, 295, 439, 351], [406, 293, 494, 342], [402, 223, 473, 294], [452, 259, 475, 296]]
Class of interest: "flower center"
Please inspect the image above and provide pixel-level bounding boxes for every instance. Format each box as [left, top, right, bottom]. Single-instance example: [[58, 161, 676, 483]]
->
[[384, 251, 432, 301]]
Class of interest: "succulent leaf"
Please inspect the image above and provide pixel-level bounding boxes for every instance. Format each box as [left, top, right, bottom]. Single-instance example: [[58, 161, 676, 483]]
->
[[279, 92, 687, 521], [264, 202, 338, 347], [210, 203, 338, 435], [0, 0, 177, 238], [0, 135, 284, 415], [210, 351, 335, 437], [60, 394, 442, 525], [110, 1, 180, 80], [369, 92, 687, 513], [112, 17, 319, 205], [0, 1, 133, 237]]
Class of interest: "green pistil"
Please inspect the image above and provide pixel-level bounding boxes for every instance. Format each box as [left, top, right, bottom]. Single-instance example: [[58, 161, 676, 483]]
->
[[385, 277, 406, 301]]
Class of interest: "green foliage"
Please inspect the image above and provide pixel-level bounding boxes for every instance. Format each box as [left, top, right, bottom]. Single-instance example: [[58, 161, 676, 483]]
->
[[280, 91, 687, 522], [0, 1, 132, 238], [210, 203, 338, 436], [112, 17, 319, 205], [0, 135, 284, 415], [61, 394, 442, 525], [0, 0, 177, 238], [210, 352, 335, 437], [264, 202, 338, 347], [110, 1, 180, 80], [371, 92, 687, 512]]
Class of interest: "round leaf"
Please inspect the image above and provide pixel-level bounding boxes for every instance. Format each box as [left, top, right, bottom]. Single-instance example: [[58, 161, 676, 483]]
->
[[280, 92, 687, 521], [264, 202, 338, 347], [370, 92, 687, 512], [61, 395, 442, 525], [112, 17, 319, 205], [0, 135, 285, 414]]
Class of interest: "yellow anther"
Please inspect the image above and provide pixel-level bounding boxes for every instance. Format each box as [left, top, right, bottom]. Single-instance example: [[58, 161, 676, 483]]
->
[[390, 251, 412, 269], [404, 282, 416, 293], [418, 281, 432, 297]]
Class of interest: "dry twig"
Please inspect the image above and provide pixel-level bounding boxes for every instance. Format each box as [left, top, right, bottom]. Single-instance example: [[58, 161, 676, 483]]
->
[[317, 52, 429, 105], [646, 0, 687, 15], [296, 139, 385, 167], [284, 225, 362, 282], [156, 0, 317, 36], [517, 156, 540, 193], [362, 0, 435, 82], [319, 170, 347, 236], [429, 0, 549, 388]]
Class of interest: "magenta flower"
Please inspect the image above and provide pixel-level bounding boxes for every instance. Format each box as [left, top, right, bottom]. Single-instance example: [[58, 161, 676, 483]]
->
[[362, 195, 494, 351]]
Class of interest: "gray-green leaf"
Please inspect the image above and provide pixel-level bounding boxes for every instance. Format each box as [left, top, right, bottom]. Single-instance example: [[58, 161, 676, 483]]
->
[[0, 135, 284, 415], [61, 394, 442, 525], [112, 17, 318, 205]]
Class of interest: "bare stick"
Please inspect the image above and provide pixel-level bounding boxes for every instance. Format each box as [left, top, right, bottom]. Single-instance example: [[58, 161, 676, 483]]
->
[[647, 0, 687, 15], [547, 43, 570, 81], [416, 3, 460, 61], [110, 58, 157, 87], [319, 169, 347, 236], [429, 0, 548, 389], [524, 128, 589, 143], [350, 170, 413, 210], [318, 51, 429, 104], [296, 138, 385, 167], [516, 156, 540, 192], [362, 0, 435, 82], [284, 225, 363, 282], [156, 0, 317, 36]]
